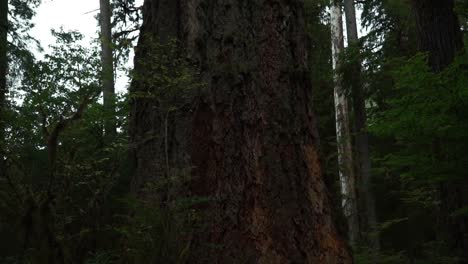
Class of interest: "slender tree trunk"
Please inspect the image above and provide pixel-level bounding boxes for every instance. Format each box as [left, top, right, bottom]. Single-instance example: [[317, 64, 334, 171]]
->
[[412, 1, 466, 262], [131, 0, 352, 262], [330, 0, 359, 248], [0, 0, 8, 178], [343, 0, 380, 251], [99, 0, 116, 137]]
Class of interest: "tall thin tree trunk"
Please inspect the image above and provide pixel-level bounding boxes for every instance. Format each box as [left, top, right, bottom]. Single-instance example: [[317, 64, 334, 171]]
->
[[412, 1, 466, 262], [0, 0, 8, 177], [99, 0, 116, 137], [330, 0, 359, 248], [343, 0, 380, 251]]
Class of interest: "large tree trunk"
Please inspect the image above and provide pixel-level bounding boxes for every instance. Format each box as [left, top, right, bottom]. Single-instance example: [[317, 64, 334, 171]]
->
[[189, 0, 351, 262], [330, 0, 359, 248], [99, 0, 116, 137], [129, 0, 191, 200], [412, 1, 467, 262], [131, 0, 352, 262], [413, 0, 463, 72], [343, 0, 380, 251], [0, 0, 7, 177]]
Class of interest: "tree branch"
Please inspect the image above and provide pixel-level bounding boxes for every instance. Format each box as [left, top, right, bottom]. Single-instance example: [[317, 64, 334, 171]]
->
[[46, 92, 98, 194]]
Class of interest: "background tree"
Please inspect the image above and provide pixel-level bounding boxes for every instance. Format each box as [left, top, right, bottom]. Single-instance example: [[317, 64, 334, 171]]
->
[[99, 0, 117, 137], [330, 0, 359, 248], [359, 0, 468, 263], [412, 0, 467, 261], [343, 0, 380, 251], [0, 0, 7, 177], [413, 0, 464, 72]]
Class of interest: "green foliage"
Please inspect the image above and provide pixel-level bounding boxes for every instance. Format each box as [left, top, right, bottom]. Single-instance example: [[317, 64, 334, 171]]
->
[[355, 242, 459, 264], [350, 1, 468, 262], [0, 30, 124, 263], [20, 30, 100, 133], [355, 248, 408, 264], [1, 26, 205, 263], [370, 52, 468, 187], [367, 52, 468, 262], [110, 0, 142, 67], [131, 37, 201, 112], [108, 185, 207, 264], [7, 0, 42, 83]]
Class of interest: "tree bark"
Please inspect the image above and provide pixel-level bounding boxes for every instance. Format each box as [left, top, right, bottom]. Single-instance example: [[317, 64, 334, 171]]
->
[[99, 0, 116, 137], [343, 0, 380, 251], [330, 0, 359, 249], [129, 0, 191, 200], [412, 1, 466, 262], [188, 0, 351, 262], [0, 0, 8, 178], [413, 0, 463, 72], [131, 0, 352, 262]]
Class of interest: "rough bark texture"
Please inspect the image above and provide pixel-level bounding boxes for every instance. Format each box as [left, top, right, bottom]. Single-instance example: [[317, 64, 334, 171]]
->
[[413, 0, 463, 72], [188, 0, 351, 262], [343, 0, 380, 251], [412, 1, 467, 262], [330, 0, 359, 248], [131, 0, 352, 262], [99, 0, 117, 137], [129, 0, 191, 199], [0, 0, 7, 177]]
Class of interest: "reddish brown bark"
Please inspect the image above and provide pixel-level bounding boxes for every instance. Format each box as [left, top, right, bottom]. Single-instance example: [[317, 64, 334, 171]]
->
[[131, 0, 352, 262], [189, 0, 351, 262]]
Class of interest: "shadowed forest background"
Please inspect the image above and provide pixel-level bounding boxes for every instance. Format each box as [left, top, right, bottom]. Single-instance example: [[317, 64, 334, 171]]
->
[[0, 0, 467, 263]]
